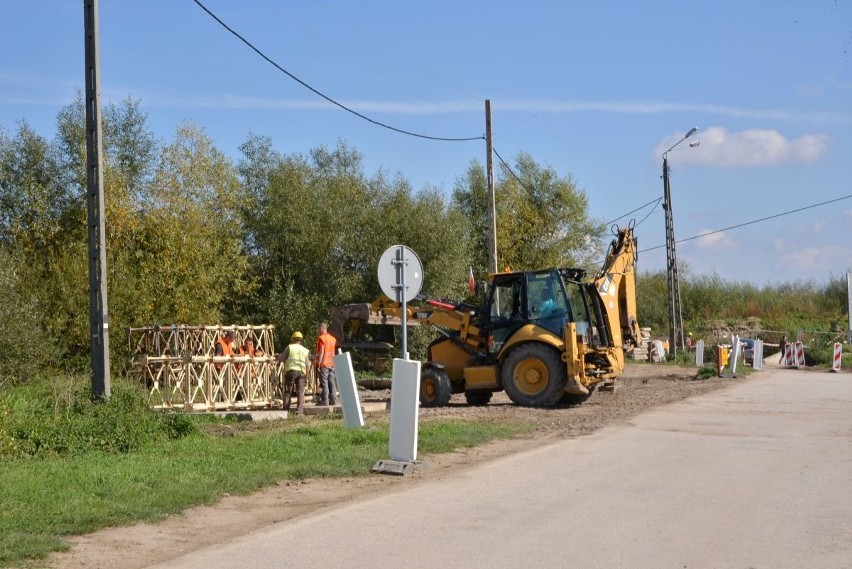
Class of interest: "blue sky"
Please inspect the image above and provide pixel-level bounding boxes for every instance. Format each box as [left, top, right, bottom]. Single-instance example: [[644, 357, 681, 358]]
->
[[2, 0, 851, 286]]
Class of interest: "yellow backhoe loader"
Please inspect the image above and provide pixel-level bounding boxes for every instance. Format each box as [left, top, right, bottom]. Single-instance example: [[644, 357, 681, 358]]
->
[[330, 224, 641, 407]]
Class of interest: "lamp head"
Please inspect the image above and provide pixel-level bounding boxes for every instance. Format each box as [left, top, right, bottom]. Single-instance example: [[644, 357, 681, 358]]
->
[[685, 126, 699, 138]]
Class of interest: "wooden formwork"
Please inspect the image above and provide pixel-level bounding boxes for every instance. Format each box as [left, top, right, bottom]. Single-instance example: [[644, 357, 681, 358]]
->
[[129, 324, 302, 411]]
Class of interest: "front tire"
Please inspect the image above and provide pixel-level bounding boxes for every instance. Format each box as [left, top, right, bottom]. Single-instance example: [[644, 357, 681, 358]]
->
[[420, 367, 452, 407], [502, 344, 566, 407]]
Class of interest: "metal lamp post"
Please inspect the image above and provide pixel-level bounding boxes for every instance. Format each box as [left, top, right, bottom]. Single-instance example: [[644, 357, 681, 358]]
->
[[662, 126, 698, 358]]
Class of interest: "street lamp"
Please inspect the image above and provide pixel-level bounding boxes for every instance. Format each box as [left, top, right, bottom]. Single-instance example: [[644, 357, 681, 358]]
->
[[662, 126, 698, 358]]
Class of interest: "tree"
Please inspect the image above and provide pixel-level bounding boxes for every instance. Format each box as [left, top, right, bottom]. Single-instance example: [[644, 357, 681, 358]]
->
[[238, 138, 473, 342], [123, 122, 250, 326], [452, 152, 605, 277]]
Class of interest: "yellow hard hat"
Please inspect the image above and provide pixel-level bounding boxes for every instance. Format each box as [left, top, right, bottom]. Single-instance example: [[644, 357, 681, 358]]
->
[[290, 331, 303, 341]]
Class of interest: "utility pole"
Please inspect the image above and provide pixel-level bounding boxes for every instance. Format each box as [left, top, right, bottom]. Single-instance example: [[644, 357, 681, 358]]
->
[[84, 0, 111, 398], [662, 155, 684, 357], [485, 100, 497, 274], [662, 126, 698, 358]]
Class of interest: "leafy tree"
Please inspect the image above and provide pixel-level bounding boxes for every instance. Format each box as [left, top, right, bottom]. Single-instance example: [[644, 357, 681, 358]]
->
[[452, 152, 605, 278], [125, 122, 250, 326], [238, 138, 472, 343], [636, 270, 668, 334], [0, 122, 69, 248]]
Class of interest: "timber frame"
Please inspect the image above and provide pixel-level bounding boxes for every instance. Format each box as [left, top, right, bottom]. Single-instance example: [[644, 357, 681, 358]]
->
[[128, 324, 317, 412]]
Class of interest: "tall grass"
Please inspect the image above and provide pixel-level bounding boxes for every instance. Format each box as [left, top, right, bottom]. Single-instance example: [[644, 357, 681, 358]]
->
[[638, 270, 848, 341]]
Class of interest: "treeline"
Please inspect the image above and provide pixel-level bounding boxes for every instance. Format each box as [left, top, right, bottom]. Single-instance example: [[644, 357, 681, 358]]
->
[[637, 269, 849, 341], [0, 95, 605, 385]]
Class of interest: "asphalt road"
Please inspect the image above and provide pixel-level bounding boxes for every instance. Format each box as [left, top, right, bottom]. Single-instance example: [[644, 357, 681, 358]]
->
[[152, 369, 852, 569]]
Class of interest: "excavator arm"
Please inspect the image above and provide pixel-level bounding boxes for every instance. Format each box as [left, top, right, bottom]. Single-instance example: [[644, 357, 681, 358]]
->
[[592, 223, 641, 351]]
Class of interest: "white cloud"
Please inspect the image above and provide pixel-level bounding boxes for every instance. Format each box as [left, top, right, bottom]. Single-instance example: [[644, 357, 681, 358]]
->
[[93, 89, 852, 124], [773, 243, 852, 274], [656, 127, 831, 167], [693, 230, 738, 251]]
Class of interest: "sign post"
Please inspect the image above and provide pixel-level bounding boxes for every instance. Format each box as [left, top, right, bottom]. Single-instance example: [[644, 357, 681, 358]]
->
[[373, 245, 427, 476]]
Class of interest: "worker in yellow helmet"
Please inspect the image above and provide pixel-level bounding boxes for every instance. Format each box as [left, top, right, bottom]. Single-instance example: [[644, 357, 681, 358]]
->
[[277, 331, 311, 415]]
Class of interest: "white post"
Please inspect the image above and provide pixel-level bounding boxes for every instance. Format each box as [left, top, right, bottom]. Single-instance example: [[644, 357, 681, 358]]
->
[[388, 358, 421, 462], [333, 352, 364, 429]]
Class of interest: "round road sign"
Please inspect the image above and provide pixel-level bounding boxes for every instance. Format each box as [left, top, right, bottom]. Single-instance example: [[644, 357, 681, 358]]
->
[[377, 245, 423, 303]]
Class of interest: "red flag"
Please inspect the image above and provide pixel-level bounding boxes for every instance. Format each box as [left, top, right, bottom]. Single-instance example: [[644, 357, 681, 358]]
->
[[468, 266, 476, 293]]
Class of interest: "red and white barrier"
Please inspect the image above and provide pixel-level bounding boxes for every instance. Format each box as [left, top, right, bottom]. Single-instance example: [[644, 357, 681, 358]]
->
[[832, 343, 842, 372], [784, 344, 795, 367], [795, 341, 806, 368]]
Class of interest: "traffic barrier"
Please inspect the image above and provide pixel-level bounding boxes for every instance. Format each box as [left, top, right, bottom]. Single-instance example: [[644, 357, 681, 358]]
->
[[784, 344, 795, 367], [716, 345, 737, 377], [729, 335, 741, 376], [832, 342, 842, 372], [716, 345, 724, 376], [751, 340, 764, 370], [795, 341, 806, 369]]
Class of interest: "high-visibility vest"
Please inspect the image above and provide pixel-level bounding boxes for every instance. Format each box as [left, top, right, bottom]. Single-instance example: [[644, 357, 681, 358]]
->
[[216, 337, 234, 370], [237, 344, 256, 357], [217, 338, 234, 356], [316, 333, 336, 368], [285, 343, 309, 373]]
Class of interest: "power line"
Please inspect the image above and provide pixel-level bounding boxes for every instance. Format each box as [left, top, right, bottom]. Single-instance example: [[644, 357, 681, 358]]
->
[[191, 0, 483, 143], [639, 193, 852, 254], [607, 197, 662, 225], [493, 146, 537, 194], [634, 198, 662, 228], [304, 0, 484, 131]]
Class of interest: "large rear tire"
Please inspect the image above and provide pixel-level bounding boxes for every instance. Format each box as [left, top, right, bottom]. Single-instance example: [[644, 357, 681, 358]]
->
[[502, 343, 566, 407], [420, 367, 452, 407]]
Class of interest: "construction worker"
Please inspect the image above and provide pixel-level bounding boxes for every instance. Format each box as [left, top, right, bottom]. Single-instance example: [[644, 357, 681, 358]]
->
[[237, 336, 263, 357], [538, 288, 556, 318], [315, 322, 338, 406], [685, 332, 694, 352], [277, 331, 311, 415], [214, 330, 235, 371]]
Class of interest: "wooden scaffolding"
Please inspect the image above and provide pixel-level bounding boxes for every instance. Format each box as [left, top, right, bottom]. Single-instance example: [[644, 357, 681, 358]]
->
[[128, 324, 292, 412]]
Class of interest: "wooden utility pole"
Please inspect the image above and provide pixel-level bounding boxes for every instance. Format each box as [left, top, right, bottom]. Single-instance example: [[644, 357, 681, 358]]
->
[[485, 100, 497, 274], [84, 0, 111, 398]]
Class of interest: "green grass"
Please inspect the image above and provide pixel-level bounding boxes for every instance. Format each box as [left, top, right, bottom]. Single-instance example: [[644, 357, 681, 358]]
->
[[0, 417, 531, 566]]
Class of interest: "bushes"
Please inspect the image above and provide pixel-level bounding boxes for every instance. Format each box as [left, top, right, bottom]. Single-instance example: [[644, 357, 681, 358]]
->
[[0, 376, 197, 460], [0, 253, 59, 388]]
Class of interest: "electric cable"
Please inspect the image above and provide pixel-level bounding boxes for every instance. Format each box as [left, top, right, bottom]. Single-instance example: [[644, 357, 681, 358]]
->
[[191, 0, 484, 143], [634, 198, 663, 228], [492, 146, 535, 193], [639, 193, 852, 253], [607, 197, 662, 225]]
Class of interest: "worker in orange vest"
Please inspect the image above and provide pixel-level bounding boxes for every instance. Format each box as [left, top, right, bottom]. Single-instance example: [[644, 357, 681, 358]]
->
[[315, 322, 338, 406], [214, 330, 235, 371]]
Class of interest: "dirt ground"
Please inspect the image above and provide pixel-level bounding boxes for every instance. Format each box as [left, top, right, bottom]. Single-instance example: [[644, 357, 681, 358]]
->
[[51, 363, 738, 569]]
